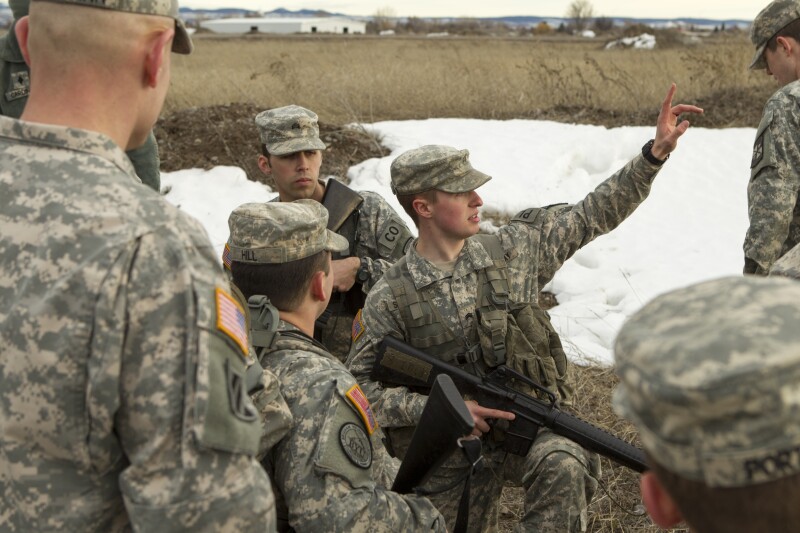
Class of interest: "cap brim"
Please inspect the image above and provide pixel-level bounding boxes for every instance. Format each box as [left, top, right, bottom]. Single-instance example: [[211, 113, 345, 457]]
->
[[173, 18, 193, 55], [437, 168, 492, 194], [325, 230, 349, 253], [269, 138, 327, 156], [749, 42, 767, 70]]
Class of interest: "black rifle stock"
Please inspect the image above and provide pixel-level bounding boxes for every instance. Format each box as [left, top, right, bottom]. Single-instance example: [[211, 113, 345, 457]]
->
[[392, 374, 475, 494], [374, 336, 648, 473]]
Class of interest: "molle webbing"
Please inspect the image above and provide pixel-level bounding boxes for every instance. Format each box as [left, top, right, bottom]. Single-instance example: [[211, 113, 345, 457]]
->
[[472, 234, 511, 367], [385, 259, 463, 361]]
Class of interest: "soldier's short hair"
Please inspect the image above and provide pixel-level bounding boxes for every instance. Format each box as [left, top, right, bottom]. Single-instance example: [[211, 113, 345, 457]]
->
[[396, 190, 438, 227], [231, 252, 329, 311], [767, 17, 800, 50]]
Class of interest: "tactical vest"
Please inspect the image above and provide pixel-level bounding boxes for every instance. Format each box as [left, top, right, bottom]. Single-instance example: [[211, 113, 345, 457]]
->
[[385, 232, 573, 403]]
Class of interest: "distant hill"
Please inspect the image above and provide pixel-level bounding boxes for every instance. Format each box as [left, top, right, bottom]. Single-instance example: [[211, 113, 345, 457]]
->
[[0, 3, 746, 31], [178, 6, 349, 19], [458, 15, 750, 30]]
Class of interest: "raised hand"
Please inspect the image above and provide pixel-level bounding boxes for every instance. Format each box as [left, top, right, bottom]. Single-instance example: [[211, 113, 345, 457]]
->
[[651, 83, 704, 160]]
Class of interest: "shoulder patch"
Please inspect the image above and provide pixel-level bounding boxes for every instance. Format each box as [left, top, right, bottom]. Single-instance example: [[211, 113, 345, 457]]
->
[[378, 217, 410, 256], [751, 133, 765, 169], [222, 242, 232, 271], [351, 308, 365, 343], [5, 69, 29, 102], [345, 383, 378, 434], [215, 287, 248, 358], [339, 422, 372, 469], [511, 207, 544, 225]]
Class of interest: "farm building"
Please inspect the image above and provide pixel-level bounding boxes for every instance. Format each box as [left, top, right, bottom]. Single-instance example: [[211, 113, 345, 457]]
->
[[200, 17, 366, 35]]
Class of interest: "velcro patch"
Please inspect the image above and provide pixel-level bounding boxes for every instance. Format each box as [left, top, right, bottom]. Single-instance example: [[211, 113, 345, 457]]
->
[[222, 242, 232, 271], [751, 133, 765, 169], [378, 219, 406, 252], [346, 383, 378, 435], [351, 308, 365, 342], [215, 287, 248, 358], [5, 70, 29, 102], [339, 422, 372, 469]]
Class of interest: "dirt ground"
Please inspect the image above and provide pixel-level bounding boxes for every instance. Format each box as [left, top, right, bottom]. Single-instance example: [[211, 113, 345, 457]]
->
[[154, 81, 771, 184], [155, 103, 389, 187]]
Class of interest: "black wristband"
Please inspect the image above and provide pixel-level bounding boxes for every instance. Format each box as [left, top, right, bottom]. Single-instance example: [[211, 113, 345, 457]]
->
[[642, 139, 669, 166], [356, 257, 370, 283]]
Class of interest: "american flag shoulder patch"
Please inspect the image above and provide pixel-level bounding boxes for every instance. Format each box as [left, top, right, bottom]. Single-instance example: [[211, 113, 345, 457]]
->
[[222, 242, 232, 271], [345, 383, 378, 435], [215, 287, 248, 358], [351, 308, 365, 342]]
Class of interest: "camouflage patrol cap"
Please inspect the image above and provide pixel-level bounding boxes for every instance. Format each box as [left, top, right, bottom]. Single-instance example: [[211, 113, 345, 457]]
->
[[255, 105, 327, 156], [749, 0, 800, 69], [613, 276, 800, 488], [9, 0, 29, 19], [390, 145, 491, 196], [227, 199, 348, 264], [34, 0, 193, 55]]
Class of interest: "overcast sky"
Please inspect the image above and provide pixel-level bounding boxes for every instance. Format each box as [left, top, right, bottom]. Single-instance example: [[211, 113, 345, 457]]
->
[[181, 1, 763, 20]]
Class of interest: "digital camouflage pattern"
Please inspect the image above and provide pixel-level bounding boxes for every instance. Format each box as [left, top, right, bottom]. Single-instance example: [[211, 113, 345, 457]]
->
[[39, 0, 193, 54], [255, 104, 327, 156], [749, 0, 800, 70], [227, 200, 349, 264], [389, 144, 491, 195], [226, 192, 412, 361], [408, 428, 598, 532], [0, 116, 276, 531], [769, 241, 800, 278], [613, 276, 800, 487], [251, 364, 294, 459], [348, 150, 663, 532], [232, 105, 413, 362], [0, 6, 163, 191], [259, 321, 446, 532], [743, 79, 800, 275]]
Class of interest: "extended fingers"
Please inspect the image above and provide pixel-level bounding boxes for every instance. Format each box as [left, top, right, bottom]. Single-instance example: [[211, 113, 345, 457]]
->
[[474, 405, 516, 421], [661, 83, 677, 114], [671, 104, 704, 116]]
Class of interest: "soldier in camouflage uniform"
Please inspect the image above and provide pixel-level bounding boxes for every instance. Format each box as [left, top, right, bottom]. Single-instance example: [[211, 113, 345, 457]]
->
[[227, 200, 447, 532], [613, 276, 800, 532], [0, 1, 276, 530], [744, 0, 800, 275], [0, 0, 163, 192], [346, 85, 703, 532], [223, 105, 413, 362]]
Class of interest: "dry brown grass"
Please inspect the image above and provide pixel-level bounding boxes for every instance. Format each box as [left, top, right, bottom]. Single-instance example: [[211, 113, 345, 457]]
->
[[167, 33, 774, 127]]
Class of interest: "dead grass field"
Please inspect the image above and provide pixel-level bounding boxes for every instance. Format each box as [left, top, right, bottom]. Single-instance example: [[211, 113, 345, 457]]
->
[[167, 32, 774, 127], [158, 33, 769, 533]]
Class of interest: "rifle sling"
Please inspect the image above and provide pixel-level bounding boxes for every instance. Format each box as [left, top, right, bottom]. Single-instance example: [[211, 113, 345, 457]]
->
[[321, 178, 364, 233]]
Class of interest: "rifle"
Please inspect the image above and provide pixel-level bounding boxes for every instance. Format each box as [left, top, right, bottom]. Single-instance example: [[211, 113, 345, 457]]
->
[[392, 374, 475, 494], [373, 336, 648, 473]]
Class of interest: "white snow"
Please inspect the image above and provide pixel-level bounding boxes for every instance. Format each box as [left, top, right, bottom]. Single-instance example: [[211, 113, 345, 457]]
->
[[162, 117, 754, 366]]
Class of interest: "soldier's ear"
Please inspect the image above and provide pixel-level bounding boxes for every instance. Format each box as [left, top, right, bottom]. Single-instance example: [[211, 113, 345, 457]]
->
[[310, 270, 328, 303], [15, 16, 30, 66], [144, 26, 174, 89], [640, 471, 684, 528], [257, 155, 272, 175], [776, 35, 795, 56], [412, 197, 433, 220]]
